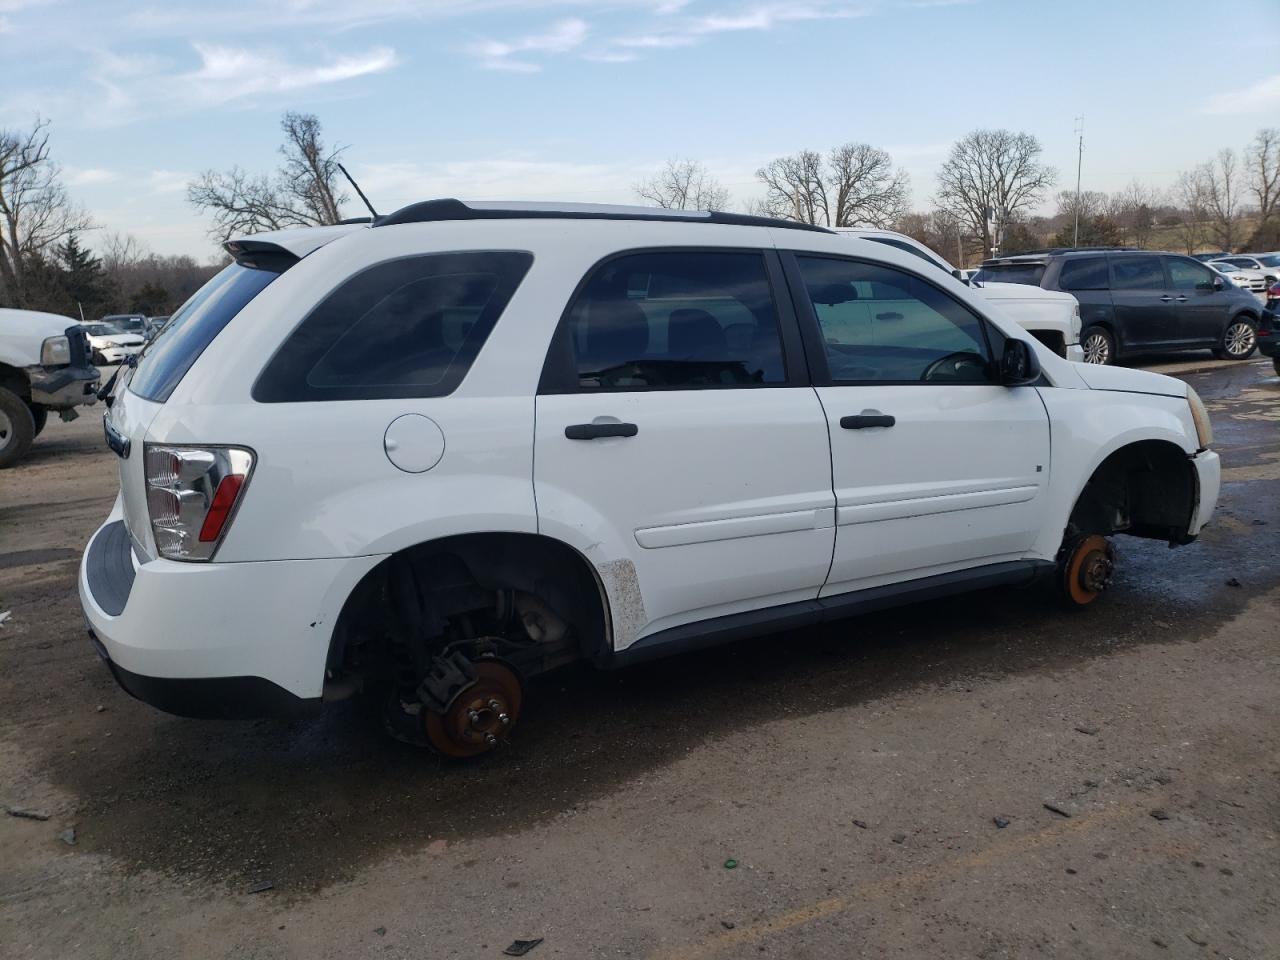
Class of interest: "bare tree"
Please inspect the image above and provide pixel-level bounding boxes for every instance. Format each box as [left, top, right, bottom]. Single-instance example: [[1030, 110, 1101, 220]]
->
[[1108, 180, 1161, 248], [934, 129, 1056, 258], [1201, 149, 1242, 251], [1170, 169, 1209, 254], [1246, 127, 1280, 230], [0, 117, 93, 308], [634, 159, 729, 211], [755, 143, 907, 227], [188, 111, 348, 243]]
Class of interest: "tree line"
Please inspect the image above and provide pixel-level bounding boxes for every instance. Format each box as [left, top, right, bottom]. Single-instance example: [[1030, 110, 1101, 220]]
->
[[3, 112, 1278, 320]]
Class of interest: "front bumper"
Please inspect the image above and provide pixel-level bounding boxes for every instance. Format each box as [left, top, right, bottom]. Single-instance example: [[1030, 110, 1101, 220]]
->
[[79, 501, 385, 716], [1190, 449, 1220, 537], [28, 364, 100, 410]]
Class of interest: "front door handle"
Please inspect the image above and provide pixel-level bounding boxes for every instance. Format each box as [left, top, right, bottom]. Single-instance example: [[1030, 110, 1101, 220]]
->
[[1174, 296, 1188, 302], [565, 422, 638, 440], [840, 413, 895, 430], [1159, 295, 1174, 302]]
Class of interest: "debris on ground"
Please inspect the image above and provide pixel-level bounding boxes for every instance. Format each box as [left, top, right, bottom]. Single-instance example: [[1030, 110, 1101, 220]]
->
[[1226, 577, 1241, 587], [60, 827, 77, 845], [1150, 809, 1171, 821], [1043, 803, 1072, 818], [1186, 932, 1208, 946], [503, 937, 543, 956], [720, 921, 735, 930], [246, 881, 274, 894], [5, 806, 50, 821], [891, 833, 907, 844], [95, 705, 105, 713], [723, 859, 737, 869], [373, 927, 386, 937], [852, 820, 867, 829], [1073, 724, 1100, 735], [992, 816, 1010, 829], [1151, 936, 1168, 948], [0, 611, 10, 628]]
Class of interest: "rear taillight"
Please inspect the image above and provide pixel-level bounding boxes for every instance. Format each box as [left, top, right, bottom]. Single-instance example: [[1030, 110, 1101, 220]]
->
[[1268, 283, 1280, 298], [144, 444, 254, 561]]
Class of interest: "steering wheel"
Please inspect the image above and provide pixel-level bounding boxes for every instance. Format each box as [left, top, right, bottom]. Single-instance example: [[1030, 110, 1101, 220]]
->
[[921, 351, 987, 382]]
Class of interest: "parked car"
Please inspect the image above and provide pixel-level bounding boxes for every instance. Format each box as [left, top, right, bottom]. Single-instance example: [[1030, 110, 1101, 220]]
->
[[1259, 284, 1280, 375], [1192, 252, 1230, 263], [974, 250, 1264, 364], [1213, 253, 1280, 284], [0, 308, 100, 467], [81, 321, 146, 366], [80, 201, 1220, 755], [100, 313, 149, 336], [144, 315, 169, 339], [1208, 260, 1269, 297], [833, 228, 1084, 361]]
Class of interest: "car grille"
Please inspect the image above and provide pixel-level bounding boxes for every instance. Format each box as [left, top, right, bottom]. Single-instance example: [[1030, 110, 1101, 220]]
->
[[64, 324, 91, 366], [1249, 279, 1266, 292]]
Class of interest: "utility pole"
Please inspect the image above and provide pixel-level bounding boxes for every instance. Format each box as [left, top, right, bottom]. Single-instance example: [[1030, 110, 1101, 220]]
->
[[1073, 116, 1084, 248]]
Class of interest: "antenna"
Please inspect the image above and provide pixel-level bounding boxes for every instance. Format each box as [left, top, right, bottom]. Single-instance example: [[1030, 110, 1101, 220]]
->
[[337, 163, 379, 219], [1075, 117, 1085, 248]]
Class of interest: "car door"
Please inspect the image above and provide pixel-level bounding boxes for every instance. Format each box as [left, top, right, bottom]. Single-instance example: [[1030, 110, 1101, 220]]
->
[[1165, 256, 1232, 345], [1109, 254, 1179, 350], [782, 252, 1050, 595], [533, 248, 835, 650]]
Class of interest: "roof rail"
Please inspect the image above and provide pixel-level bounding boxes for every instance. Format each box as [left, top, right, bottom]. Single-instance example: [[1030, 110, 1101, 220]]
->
[[372, 198, 835, 234]]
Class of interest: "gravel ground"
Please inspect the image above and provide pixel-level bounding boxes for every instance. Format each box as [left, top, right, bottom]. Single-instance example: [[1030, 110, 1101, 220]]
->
[[1, 357, 1277, 959]]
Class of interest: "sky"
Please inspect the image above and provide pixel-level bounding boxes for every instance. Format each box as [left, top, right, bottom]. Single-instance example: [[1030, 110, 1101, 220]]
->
[[1, 0, 1277, 259]]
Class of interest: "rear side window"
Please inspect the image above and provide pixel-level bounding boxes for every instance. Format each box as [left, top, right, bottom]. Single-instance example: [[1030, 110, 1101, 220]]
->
[[1058, 257, 1108, 291], [1110, 256, 1165, 290], [254, 252, 532, 402], [130, 263, 282, 403], [973, 263, 1045, 286], [551, 251, 786, 391]]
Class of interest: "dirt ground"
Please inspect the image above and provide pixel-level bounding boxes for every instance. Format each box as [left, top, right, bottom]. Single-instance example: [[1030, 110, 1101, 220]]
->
[[1, 357, 1277, 959]]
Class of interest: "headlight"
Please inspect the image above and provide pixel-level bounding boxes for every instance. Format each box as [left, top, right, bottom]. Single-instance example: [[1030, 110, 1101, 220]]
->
[[40, 335, 71, 366], [1187, 386, 1213, 449]]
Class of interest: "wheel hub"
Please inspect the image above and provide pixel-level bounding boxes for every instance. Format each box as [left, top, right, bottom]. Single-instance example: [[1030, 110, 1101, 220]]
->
[[424, 660, 522, 758], [1063, 534, 1115, 605]]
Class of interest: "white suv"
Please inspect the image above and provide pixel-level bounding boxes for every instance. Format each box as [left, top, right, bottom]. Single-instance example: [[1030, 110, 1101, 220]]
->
[[80, 201, 1220, 756], [833, 228, 1085, 362]]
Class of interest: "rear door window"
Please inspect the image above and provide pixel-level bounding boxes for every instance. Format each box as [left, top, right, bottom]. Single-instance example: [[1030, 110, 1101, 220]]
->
[[130, 263, 282, 403], [1058, 257, 1109, 291], [1110, 256, 1166, 290], [254, 251, 532, 402]]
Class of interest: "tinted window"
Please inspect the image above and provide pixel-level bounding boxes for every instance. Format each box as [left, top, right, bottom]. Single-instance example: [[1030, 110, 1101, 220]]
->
[[1058, 257, 1109, 291], [1256, 254, 1280, 268], [1166, 257, 1216, 291], [972, 263, 1045, 286], [1110, 256, 1166, 290], [560, 251, 785, 391], [130, 263, 281, 403], [254, 252, 532, 402], [796, 257, 994, 384]]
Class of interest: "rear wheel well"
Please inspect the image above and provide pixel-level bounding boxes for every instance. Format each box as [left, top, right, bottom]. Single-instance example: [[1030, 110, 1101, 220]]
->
[[326, 532, 610, 688], [1067, 440, 1197, 546]]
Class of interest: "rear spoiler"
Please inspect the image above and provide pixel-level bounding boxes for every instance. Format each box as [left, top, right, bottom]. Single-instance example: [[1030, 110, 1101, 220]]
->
[[222, 239, 299, 273]]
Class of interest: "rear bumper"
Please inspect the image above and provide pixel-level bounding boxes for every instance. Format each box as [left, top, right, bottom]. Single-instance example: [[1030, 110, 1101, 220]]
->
[[28, 364, 100, 409], [79, 502, 385, 715], [1190, 449, 1220, 536]]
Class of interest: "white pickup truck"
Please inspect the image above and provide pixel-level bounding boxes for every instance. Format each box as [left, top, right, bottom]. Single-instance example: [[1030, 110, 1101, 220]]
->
[[0, 308, 101, 467], [835, 229, 1084, 362]]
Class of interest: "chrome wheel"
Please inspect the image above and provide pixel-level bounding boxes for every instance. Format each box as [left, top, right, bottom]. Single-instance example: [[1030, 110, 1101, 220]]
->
[[1223, 321, 1256, 359], [0, 409, 11, 449], [1082, 331, 1111, 364]]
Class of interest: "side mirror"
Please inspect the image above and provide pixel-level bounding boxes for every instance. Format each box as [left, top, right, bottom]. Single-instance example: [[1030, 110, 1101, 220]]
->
[[999, 338, 1041, 386], [1212, 277, 1225, 291], [952, 268, 970, 287]]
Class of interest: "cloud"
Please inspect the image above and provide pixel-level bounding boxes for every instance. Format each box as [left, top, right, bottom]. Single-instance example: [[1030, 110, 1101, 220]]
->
[[1200, 74, 1280, 115], [186, 43, 398, 99], [469, 17, 588, 71], [65, 167, 118, 186], [148, 170, 191, 194]]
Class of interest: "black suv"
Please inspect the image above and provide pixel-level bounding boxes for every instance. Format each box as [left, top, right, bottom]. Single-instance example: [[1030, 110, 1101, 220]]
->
[[975, 249, 1268, 364]]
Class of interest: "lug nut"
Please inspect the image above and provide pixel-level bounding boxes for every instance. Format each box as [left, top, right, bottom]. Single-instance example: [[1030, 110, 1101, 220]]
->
[[498, 713, 510, 725], [468, 710, 482, 724], [485, 733, 498, 746], [488, 699, 502, 711]]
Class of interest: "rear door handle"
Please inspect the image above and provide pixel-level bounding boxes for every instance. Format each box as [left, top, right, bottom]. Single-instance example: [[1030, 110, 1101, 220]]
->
[[565, 422, 638, 440], [840, 413, 895, 430], [1159, 295, 1174, 302], [1174, 296, 1188, 302]]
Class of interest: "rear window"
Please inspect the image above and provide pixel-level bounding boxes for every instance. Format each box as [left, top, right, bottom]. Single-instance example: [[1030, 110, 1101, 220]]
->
[[973, 263, 1045, 286], [129, 263, 282, 403], [1058, 257, 1109, 291], [253, 251, 532, 402]]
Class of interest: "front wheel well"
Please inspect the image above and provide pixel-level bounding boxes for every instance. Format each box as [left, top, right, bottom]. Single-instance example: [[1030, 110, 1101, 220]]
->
[[326, 532, 611, 687], [1067, 440, 1198, 546], [0, 362, 31, 400]]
